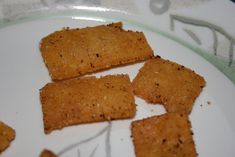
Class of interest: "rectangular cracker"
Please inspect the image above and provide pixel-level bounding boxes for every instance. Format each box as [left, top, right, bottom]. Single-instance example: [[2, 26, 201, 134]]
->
[[0, 121, 15, 153], [131, 113, 198, 157], [132, 56, 206, 114], [40, 22, 153, 80], [40, 74, 136, 134]]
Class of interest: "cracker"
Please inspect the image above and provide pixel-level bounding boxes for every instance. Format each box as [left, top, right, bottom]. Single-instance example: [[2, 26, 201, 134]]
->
[[0, 121, 15, 153], [40, 22, 153, 80], [131, 113, 197, 157], [39, 149, 57, 157], [40, 74, 136, 134], [132, 56, 205, 114]]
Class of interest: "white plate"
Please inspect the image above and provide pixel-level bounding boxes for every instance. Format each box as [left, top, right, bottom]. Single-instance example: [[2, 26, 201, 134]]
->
[[0, 11, 235, 157]]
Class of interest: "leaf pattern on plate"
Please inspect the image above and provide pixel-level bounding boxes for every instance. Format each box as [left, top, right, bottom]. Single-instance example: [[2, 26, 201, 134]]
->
[[183, 28, 202, 45], [57, 122, 112, 157], [170, 14, 235, 67]]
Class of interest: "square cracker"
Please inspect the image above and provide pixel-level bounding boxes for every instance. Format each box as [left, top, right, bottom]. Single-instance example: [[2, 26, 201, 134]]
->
[[40, 22, 153, 80], [131, 113, 198, 157], [0, 121, 15, 153], [40, 74, 136, 134], [132, 56, 205, 114]]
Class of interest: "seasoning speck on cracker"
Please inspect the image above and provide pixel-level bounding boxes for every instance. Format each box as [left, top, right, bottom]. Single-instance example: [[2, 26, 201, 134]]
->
[[40, 22, 153, 80], [132, 56, 206, 114], [40, 74, 136, 134], [131, 113, 198, 157]]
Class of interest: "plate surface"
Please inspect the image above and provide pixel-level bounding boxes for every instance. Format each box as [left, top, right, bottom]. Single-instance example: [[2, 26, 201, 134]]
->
[[0, 12, 235, 157]]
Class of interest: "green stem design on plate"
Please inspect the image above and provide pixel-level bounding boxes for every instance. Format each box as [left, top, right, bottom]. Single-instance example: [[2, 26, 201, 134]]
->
[[170, 14, 235, 66], [212, 29, 218, 56], [183, 28, 201, 45]]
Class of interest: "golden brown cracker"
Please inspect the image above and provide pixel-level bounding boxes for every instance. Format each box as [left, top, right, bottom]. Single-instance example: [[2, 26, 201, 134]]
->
[[131, 113, 197, 157], [40, 22, 153, 80], [40, 74, 136, 134], [39, 149, 57, 157], [0, 121, 15, 153], [132, 56, 205, 114]]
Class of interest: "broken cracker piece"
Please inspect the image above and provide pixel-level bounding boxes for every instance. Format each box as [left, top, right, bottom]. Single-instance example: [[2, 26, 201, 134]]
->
[[40, 22, 153, 80], [131, 112, 197, 157], [39, 149, 57, 157], [0, 121, 15, 153], [40, 74, 136, 134], [132, 56, 205, 114]]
